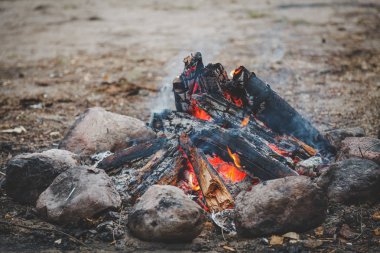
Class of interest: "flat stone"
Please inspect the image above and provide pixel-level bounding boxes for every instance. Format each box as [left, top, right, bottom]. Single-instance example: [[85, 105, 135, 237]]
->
[[59, 107, 156, 156], [340, 137, 380, 164], [319, 158, 380, 204], [128, 185, 205, 242], [36, 166, 121, 225], [235, 176, 327, 237], [5, 149, 79, 204], [324, 127, 365, 148]]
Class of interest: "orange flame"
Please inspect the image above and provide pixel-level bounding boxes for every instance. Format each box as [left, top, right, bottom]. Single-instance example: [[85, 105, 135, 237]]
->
[[190, 100, 211, 121], [188, 172, 200, 191], [227, 146, 242, 169], [223, 91, 243, 107], [241, 116, 250, 127], [208, 155, 247, 183]]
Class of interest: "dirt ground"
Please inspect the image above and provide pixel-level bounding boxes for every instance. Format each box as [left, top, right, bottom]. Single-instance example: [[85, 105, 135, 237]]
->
[[0, 0, 379, 252]]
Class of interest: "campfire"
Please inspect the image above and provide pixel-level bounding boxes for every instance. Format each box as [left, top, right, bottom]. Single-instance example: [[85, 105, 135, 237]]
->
[[97, 52, 335, 213]]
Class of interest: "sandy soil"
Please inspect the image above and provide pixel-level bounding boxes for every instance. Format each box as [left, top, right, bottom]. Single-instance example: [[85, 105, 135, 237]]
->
[[0, 0, 379, 252]]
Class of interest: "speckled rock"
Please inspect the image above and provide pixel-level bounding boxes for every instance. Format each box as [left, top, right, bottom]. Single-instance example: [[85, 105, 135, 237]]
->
[[235, 176, 327, 237], [128, 185, 205, 242], [5, 149, 79, 204], [59, 107, 156, 156], [36, 166, 121, 225], [318, 158, 380, 204]]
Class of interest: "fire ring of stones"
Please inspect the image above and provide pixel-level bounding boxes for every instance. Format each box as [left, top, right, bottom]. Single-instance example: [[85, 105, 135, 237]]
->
[[3, 52, 380, 243]]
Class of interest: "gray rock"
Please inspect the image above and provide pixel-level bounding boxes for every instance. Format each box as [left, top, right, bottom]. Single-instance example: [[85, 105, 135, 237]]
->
[[235, 176, 327, 237], [59, 107, 156, 156], [324, 127, 365, 148], [340, 137, 380, 164], [128, 185, 205, 242], [36, 166, 121, 225], [319, 158, 380, 204], [5, 149, 79, 204]]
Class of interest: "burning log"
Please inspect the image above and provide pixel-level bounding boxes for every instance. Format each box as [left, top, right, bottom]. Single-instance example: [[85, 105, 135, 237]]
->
[[191, 127, 299, 180], [180, 134, 234, 212]]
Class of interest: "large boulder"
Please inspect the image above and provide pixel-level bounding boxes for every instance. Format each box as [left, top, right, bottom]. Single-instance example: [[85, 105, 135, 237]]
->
[[340, 137, 380, 164], [318, 158, 380, 204], [5, 149, 79, 204], [128, 185, 205, 242], [235, 176, 327, 237], [59, 107, 156, 156], [324, 127, 365, 148], [36, 166, 121, 225]]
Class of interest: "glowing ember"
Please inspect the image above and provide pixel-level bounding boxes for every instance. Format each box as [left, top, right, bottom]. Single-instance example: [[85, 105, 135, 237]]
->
[[268, 143, 290, 157], [190, 100, 211, 121], [227, 146, 242, 169], [241, 116, 250, 127]]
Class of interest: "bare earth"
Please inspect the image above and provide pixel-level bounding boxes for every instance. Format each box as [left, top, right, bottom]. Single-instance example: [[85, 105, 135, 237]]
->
[[0, 0, 379, 252]]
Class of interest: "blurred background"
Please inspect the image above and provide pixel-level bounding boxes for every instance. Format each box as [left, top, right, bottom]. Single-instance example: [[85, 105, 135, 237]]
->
[[0, 0, 379, 159]]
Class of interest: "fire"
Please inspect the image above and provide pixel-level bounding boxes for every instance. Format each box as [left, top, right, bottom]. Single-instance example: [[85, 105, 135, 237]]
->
[[268, 143, 290, 157], [190, 100, 211, 121], [241, 116, 250, 127], [227, 146, 242, 169], [187, 170, 200, 191], [208, 155, 247, 183], [223, 91, 243, 107]]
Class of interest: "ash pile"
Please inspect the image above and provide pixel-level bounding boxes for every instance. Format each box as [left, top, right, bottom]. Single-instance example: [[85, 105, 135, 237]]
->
[[1, 52, 379, 249]]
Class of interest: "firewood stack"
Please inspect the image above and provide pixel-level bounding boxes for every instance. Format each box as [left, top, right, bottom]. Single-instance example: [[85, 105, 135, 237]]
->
[[98, 52, 335, 213]]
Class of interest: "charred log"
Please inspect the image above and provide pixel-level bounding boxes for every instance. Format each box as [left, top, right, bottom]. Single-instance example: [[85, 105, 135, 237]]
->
[[97, 137, 167, 172], [232, 66, 335, 156]]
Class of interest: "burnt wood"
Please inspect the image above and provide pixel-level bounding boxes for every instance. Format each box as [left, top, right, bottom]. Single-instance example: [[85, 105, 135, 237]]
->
[[97, 137, 167, 172]]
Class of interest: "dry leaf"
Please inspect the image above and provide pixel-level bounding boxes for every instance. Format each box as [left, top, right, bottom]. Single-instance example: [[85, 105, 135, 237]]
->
[[270, 235, 284, 245], [282, 232, 300, 240], [374, 228, 380, 236], [223, 245, 236, 252], [314, 226, 324, 236], [372, 211, 380, 221]]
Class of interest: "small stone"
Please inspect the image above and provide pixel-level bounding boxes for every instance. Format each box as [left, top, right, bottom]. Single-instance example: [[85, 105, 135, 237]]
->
[[59, 107, 156, 156], [36, 166, 121, 225], [319, 158, 380, 204], [128, 185, 205, 242], [5, 149, 79, 204], [340, 137, 380, 164], [235, 176, 327, 237]]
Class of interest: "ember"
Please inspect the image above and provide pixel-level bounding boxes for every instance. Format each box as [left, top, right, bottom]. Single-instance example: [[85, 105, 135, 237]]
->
[[190, 100, 211, 121]]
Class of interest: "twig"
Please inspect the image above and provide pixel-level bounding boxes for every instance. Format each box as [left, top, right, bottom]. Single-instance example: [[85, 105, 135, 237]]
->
[[0, 220, 89, 248], [0, 171, 5, 176], [358, 147, 364, 158]]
